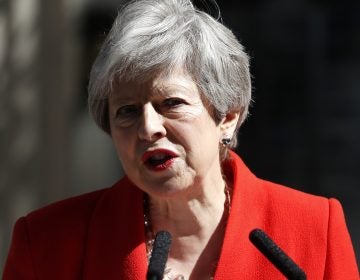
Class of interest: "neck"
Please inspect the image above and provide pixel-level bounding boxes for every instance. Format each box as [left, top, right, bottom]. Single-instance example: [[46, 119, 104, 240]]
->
[[148, 179, 227, 237], [144, 177, 231, 267]]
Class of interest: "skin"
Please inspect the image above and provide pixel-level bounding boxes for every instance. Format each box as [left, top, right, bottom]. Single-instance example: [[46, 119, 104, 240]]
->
[[108, 70, 239, 279]]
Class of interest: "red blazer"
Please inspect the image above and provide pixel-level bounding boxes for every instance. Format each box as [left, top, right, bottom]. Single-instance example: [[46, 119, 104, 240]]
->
[[3, 151, 359, 279]]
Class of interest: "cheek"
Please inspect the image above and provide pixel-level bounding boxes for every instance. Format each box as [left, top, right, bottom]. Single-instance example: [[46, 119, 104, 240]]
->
[[179, 105, 204, 120], [193, 118, 221, 153], [169, 117, 219, 154]]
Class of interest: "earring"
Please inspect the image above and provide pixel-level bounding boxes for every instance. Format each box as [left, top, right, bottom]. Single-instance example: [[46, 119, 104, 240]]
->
[[221, 137, 231, 146]]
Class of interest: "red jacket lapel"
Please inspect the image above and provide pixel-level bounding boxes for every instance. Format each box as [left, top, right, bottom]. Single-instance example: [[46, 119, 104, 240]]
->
[[214, 151, 280, 279], [83, 177, 148, 280]]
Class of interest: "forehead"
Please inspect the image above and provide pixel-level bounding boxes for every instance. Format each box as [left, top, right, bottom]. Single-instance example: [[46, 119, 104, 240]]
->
[[110, 71, 200, 100]]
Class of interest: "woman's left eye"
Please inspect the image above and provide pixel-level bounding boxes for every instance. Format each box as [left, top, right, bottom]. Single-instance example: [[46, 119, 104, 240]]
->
[[163, 98, 185, 108]]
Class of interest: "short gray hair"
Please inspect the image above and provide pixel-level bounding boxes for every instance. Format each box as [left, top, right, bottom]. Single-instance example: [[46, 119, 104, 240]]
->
[[88, 0, 251, 148]]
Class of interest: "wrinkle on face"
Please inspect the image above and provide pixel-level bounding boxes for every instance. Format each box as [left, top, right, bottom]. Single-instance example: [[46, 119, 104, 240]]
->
[[109, 72, 207, 124], [108, 69, 223, 199]]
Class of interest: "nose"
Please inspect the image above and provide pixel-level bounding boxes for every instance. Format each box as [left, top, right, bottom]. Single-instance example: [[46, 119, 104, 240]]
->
[[138, 103, 166, 142]]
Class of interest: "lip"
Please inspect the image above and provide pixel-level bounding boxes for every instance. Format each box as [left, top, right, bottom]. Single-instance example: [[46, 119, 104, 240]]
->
[[141, 148, 179, 171]]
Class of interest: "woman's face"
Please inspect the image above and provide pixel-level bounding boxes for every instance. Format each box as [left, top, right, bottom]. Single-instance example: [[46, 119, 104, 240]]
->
[[108, 72, 232, 198]]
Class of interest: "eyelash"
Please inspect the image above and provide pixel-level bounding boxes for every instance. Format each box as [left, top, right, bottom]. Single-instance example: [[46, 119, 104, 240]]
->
[[162, 98, 185, 108], [115, 105, 139, 118]]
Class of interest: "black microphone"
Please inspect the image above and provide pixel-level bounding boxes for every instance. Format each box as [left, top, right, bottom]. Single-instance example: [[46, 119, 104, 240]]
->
[[249, 229, 307, 280], [146, 231, 172, 280]]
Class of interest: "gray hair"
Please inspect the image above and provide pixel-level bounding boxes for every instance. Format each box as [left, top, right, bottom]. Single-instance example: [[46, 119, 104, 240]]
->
[[88, 0, 251, 148]]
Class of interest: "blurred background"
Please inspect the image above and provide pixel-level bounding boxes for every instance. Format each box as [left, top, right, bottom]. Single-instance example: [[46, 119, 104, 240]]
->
[[0, 0, 359, 273]]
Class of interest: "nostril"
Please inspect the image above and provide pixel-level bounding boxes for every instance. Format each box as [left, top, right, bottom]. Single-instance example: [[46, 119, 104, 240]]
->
[[139, 129, 166, 142]]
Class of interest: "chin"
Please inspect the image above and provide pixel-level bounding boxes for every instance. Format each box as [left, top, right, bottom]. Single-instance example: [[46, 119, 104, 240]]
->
[[142, 180, 191, 199]]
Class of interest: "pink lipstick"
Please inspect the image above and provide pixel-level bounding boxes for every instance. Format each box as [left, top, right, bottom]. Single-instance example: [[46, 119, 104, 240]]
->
[[142, 149, 178, 171]]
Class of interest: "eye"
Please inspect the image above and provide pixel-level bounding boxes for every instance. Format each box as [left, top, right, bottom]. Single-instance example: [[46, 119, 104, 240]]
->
[[162, 98, 186, 108], [115, 105, 140, 118]]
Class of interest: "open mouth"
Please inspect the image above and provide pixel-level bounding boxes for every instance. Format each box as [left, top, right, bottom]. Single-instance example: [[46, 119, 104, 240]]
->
[[142, 149, 178, 171]]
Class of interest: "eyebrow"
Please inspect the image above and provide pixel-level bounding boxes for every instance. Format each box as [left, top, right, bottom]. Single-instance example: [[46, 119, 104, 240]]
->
[[154, 83, 195, 96], [109, 80, 196, 102]]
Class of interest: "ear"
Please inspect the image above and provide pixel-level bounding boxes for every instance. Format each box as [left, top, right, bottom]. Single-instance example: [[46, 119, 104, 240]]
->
[[219, 110, 240, 137]]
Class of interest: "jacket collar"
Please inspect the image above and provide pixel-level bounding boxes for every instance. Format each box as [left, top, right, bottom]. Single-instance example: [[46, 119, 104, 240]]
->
[[214, 150, 266, 278], [83, 177, 148, 280]]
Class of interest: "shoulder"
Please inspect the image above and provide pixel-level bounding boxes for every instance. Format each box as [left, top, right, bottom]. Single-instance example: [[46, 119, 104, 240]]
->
[[25, 187, 108, 229], [228, 151, 332, 249], [257, 178, 331, 244], [259, 178, 329, 213], [4, 186, 112, 278], [3, 178, 136, 278], [16, 187, 111, 260], [4, 179, 132, 278], [228, 150, 330, 214], [19, 178, 133, 247], [259, 180, 359, 277], [228, 152, 359, 275]]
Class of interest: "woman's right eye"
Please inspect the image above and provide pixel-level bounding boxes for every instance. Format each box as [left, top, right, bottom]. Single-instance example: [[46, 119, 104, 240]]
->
[[115, 105, 139, 119]]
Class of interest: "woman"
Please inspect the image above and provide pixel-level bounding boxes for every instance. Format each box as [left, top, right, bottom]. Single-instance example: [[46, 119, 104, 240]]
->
[[3, 0, 358, 279]]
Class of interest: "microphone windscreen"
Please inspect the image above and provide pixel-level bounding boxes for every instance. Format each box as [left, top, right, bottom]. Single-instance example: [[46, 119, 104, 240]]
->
[[249, 229, 306, 280], [146, 231, 172, 280]]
